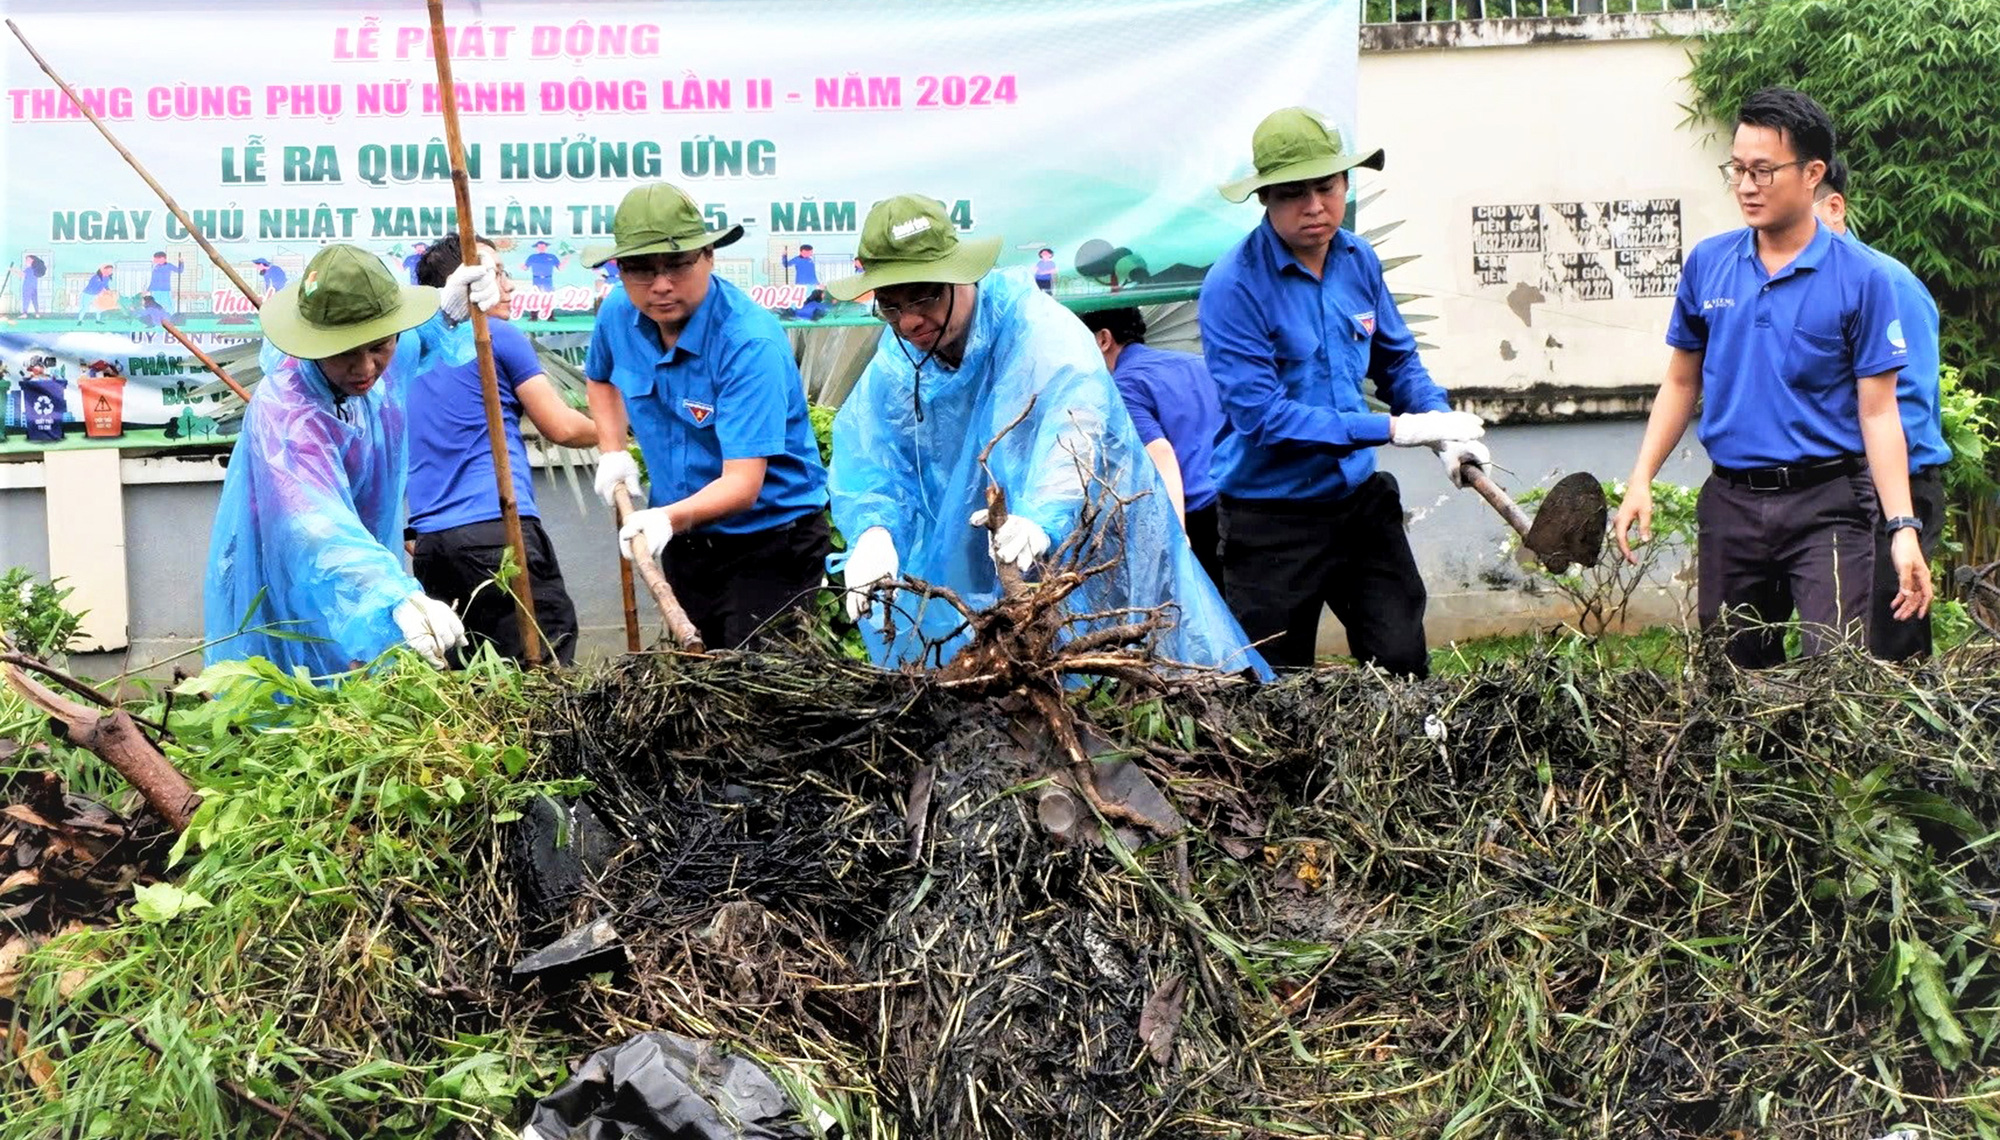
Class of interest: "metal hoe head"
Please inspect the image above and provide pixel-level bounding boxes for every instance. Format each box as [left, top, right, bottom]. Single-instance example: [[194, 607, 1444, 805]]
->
[[1524, 472, 1607, 574]]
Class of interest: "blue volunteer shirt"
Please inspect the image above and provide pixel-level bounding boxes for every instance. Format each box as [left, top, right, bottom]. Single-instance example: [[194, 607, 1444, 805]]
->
[[1200, 220, 1450, 502], [403, 253, 424, 284], [407, 317, 545, 533], [782, 252, 819, 286], [147, 261, 180, 293], [586, 278, 828, 535], [261, 265, 288, 292], [1667, 223, 1907, 469], [1111, 342, 1222, 513], [525, 251, 560, 285], [1849, 236, 1950, 473]]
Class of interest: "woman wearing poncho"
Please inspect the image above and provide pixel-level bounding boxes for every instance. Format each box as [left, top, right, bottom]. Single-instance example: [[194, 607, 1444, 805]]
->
[[827, 194, 1269, 679], [202, 243, 497, 679]]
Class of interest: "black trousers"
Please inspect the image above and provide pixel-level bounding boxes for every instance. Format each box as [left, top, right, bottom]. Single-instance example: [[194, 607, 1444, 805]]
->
[[659, 512, 831, 650], [1869, 466, 1945, 661], [1696, 470, 1876, 669], [1185, 500, 1223, 592], [1219, 472, 1429, 676], [412, 516, 579, 667]]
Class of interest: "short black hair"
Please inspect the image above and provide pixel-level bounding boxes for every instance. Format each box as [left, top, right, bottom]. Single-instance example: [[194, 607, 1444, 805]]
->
[[415, 233, 496, 288], [1817, 155, 1850, 199], [1736, 86, 1836, 169], [1079, 306, 1147, 346], [798, 243, 814, 252], [152, 250, 167, 258], [1039, 247, 1054, 257]]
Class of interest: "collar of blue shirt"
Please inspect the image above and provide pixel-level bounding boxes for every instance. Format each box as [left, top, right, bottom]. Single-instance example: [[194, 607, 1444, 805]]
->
[[1250, 215, 1362, 281], [1732, 219, 1835, 280]]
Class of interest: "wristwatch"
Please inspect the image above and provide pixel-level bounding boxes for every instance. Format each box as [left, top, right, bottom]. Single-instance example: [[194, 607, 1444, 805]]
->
[[1884, 515, 1924, 535]]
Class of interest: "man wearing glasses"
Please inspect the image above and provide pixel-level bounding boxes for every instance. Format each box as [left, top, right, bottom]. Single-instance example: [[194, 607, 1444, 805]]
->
[[1612, 87, 1931, 667], [1199, 107, 1487, 677], [823, 194, 1267, 677], [586, 183, 831, 650]]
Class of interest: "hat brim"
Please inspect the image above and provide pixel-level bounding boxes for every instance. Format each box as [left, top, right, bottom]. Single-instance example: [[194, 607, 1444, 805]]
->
[[260, 284, 440, 361], [826, 235, 1002, 302], [583, 223, 745, 268], [1219, 147, 1386, 204]]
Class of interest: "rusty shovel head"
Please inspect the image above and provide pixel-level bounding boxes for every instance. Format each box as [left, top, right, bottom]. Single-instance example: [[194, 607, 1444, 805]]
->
[[1524, 472, 1607, 573]]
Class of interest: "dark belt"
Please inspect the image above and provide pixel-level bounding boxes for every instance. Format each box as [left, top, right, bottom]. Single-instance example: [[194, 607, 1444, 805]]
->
[[1712, 455, 1864, 492]]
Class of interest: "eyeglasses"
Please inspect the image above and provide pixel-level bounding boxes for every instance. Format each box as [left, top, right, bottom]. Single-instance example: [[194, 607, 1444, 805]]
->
[[1719, 160, 1808, 187], [873, 287, 948, 323], [621, 255, 706, 284]]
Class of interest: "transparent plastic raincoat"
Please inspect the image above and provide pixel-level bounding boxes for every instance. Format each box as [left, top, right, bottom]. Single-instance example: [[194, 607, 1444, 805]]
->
[[203, 321, 468, 678], [829, 269, 1269, 678]]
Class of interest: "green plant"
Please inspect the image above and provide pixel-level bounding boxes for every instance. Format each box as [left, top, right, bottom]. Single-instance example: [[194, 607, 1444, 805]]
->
[[1518, 480, 1697, 636], [1685, 0, 2000, 391], [1939, 364, 2000, 565], [0, 568, 86, 658]]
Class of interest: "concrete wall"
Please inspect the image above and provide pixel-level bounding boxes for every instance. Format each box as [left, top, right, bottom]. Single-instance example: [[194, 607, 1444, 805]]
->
[[1359, 11, 1735, 413]]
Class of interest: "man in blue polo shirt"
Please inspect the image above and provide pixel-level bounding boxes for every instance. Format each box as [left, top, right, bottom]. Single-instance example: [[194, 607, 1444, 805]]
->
[[146, 252, 180, 296], [780, 243, 819, 287], [1813, 156, 1950, 659], [402, 242, 429, 285], [585, 183, 831, 649], [1080, 305, 1225, 587], [408, 234, 600, 666], [1200, 107, 1488, 676], [523, 241, 563, 292], [1613, 87, 1931, 667]]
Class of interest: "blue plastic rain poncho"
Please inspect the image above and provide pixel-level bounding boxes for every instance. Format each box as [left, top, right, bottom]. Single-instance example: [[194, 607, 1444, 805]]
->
[[830, 269, 1270, 678], [203, 319, 470, 678]]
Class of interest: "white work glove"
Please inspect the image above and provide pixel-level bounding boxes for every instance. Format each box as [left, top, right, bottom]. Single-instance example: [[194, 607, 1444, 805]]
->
[[617, 507, 674, 561], [392, 593, 466, 668], [842, 526, 899, 623], [594, 449, 643, 508], [1433, 439, 1492, 489], [968, 510, 1051, 573], [438, 257, 501, 323], [1389, 410, 1485, 448]]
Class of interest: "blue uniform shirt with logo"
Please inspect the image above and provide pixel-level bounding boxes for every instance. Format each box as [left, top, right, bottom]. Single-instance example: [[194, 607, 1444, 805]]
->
[[782, 252, 819, 286], [407, 317, 545, 533], [585, 278, 828, 535], [1847, 235, 1950, 472], [525, 251, 561, 287], [1200, 219, 1450, 502], [1110, 342, 1222, 513], [1666, 223, 1906, 469]]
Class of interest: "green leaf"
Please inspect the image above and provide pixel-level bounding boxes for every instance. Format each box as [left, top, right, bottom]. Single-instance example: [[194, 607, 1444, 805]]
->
[[130, 882, 214, 924]]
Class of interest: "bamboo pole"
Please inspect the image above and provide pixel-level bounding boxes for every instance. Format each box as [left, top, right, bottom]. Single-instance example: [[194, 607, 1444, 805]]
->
[[617, 510, 643, 653], [6, 20, 263, 308], [426, 0, 542, 667], [158, 319, 252, 403], [613, 485, 706, 652]]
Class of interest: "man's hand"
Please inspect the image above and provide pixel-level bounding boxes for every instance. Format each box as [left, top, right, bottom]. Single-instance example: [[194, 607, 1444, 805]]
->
[[393, 593, 467, 668], [1889, 528, 1933, 620], [1613, 481, 1653, 565], [593, 450, 643, 508], [439, 256, 501, 322], [617, 507, 674, 560], [843, 526, 899, 623], [1390, 411, 1485, 447], [1432, 439, 1491, 488], [969, 510, 1051, 573]]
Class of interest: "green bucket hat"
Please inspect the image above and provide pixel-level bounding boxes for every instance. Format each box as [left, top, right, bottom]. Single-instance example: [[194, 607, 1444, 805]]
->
[[584, 183, 744, 268], [1219, 107, 1385, 204], [826, 194, 1002, 302], [259, 245, 439, 361]]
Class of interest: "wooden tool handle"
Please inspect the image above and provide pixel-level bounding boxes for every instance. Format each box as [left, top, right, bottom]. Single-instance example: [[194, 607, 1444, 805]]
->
[[613, 486, 706, 652], [1461, 463, 1534, 539]]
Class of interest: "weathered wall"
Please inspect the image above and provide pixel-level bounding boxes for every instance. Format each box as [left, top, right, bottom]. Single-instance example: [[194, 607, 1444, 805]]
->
[[1359, 11, 1735, 416]]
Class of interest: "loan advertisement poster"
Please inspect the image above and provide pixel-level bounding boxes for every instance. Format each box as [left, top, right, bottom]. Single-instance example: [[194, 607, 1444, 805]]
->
[[0, 0, 1359, 451]]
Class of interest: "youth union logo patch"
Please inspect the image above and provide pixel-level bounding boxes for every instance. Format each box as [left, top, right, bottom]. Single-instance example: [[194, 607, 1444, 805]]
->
[[1887, 319, 1906, 350]]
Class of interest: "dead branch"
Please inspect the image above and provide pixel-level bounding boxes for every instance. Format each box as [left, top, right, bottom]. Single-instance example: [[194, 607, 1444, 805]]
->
[[3, 662, 198, 831]]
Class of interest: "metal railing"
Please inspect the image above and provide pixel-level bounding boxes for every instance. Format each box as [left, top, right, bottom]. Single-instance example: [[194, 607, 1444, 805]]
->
[[1365, 0, 1726, 22]]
